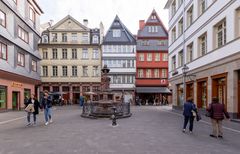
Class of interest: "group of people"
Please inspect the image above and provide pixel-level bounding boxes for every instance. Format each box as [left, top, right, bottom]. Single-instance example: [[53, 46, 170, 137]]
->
[[182, 97, 230, 138], [24, 91, 53, 126]]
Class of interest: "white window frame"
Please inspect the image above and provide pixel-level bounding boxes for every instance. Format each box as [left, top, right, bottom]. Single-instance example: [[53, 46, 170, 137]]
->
[[113, 29, 121, 37]]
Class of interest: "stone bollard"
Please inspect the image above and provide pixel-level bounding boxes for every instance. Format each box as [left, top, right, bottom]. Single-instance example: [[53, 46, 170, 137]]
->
[[111, 106, 117, 126]]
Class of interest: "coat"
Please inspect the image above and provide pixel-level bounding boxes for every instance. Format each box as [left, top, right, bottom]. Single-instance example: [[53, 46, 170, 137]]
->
[[25, 99, 41, 115], [41, 96, 52, 109], [183, 101, 197, 117], [207, 102, 229, 120]]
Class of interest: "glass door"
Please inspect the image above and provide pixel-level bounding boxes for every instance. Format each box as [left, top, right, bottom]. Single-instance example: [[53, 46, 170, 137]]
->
[[0, 86, 7, 110], [12, 92, 19, 110]]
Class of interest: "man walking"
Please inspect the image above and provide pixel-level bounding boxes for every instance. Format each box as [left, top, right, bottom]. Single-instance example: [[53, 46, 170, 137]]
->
[[207, 97, 230, 138], [41, 91, 53, 126]]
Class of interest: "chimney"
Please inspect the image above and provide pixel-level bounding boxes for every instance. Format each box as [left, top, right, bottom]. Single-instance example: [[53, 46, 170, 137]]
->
[[139, 20, 145, 30], [83, 19, 88, 27]]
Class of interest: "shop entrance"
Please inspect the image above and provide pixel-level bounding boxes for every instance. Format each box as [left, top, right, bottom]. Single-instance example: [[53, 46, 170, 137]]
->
[[197, 79, 208, 108], [12, 91, 20, 110]]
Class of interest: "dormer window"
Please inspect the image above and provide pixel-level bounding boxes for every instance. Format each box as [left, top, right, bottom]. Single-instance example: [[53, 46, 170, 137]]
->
[[113, 29, 121, 37], [42, 35, 48, 43], [113, 22, 120, 26], [151, 15, 157, 20], [92, 35, 99, 44]]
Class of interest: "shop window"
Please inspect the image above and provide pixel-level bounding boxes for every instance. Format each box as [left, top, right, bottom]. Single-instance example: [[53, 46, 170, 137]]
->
[[197, 80, 208, 108], [0, 86, 7, 109]]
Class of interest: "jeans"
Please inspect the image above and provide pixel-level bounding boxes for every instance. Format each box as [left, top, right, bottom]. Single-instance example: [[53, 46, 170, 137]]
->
[[211, 119, 223, 136], [44, 107, 52, 122], [183, 116, 194, 131], [27, 112, 36, 123]]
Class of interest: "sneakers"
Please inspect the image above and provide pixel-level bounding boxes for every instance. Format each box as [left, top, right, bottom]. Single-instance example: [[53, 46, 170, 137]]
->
[[49, 119, 53, 123], [26, 123, 31, 127], [182, 129, 186, 133], [189, 131, 193, 134], [45, 122, 49, 126]]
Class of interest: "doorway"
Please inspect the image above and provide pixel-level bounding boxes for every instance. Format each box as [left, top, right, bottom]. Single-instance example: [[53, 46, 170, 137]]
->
[[12, 91, 20, 110]]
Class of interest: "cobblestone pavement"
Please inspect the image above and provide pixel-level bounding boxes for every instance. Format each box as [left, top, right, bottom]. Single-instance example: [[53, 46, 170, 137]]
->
[[0, 105, 240, 154]]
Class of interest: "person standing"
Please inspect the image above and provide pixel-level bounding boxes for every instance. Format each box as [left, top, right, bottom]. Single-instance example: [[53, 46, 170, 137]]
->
[[41, 91, 53, 126], [207, 97, 230, 138], [25, 94, 41, 126], [182, 97, 197, 133]]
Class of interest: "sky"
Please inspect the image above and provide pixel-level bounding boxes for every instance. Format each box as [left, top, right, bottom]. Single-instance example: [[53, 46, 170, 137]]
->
[[38, 0, 169, 35]]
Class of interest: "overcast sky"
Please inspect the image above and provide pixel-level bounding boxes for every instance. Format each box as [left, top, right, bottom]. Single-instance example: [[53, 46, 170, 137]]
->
[[38, 0, 169, 35]]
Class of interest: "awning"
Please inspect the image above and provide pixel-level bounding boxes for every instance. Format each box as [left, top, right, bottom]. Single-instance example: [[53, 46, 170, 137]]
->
[[136, 87, 171, 94]]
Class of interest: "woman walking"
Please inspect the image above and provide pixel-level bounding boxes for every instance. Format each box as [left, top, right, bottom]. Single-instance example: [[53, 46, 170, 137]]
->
[[41, 91, 53, 126], [25, 94, 41, 126], [182, 97, 197, 133]]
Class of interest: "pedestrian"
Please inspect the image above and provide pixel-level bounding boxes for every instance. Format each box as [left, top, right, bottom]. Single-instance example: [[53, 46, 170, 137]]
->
[[182, 97, 197, 133], [207, 97, 230, 138], [79, 95, 84, 107], [41, 91, 53, 126], [25, 94, 41, 126]]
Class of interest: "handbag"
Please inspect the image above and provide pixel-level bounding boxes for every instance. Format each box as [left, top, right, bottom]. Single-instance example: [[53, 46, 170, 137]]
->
[[25, 104, 35, 113], [205, 104, 213, 117], [191, 110, 197, 117]]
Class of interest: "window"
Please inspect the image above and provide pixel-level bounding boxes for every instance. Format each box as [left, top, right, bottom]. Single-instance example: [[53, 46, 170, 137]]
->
[[62, 66, 68, 77], [151, 15, 156, 19], [83, 66, 88, 77], [147, 53, 152, 61], [93, 66, 99, 77], [18, 26, 29, 43], [72, 66, 77, 77], [187, 6, 193, 27], [0, 10, 6, 27], [81, 33, 89, 43], [72, 49, 77, 59], [146, 69, 152, 78], [215, 20, 226, 48], [82, 86, 90, 92], [52, 49, 58, 59], [42, 35, 48, 43], [171, 56, 176, 70], [62, 33, 67, 42], [155, 53, 160, 61], [17, 52, 25, 66], [62, 49, 67, 59], [31, 60, 37, 72], [199, 33, 207, 57], [42, 66, 48, 77], [93, 49, 99, 59], [236, 8, 240, 37], [42, 50, 48, 59], [92, 35, 99, 44], [171, 27, 176, 42], [0, 42, 7, 60], [52, 33, 57, 42], [178, 18, 183, 36], [138, 69, 143, 78], [113, 29, 121, 37], [52, 66, 58, 77], [171, 0, 176, 16], [29, 7, 35, 23], [178, 0, 183, 7], [162, 53, 168, 61], [71, 33, 77, 42], [12, 0, 17, 3], [178, 50, 183, 67], [148, 26, 158, 33], [162, 69, 167, 78], [187, 43, 193, 62], [154, 69, 159, 78], [82, 49, 88, 59], [199, 0, 206, 15]]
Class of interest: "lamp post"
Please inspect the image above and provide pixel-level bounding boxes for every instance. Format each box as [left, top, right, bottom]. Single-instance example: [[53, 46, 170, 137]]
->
[[182, 64, 189, 103]]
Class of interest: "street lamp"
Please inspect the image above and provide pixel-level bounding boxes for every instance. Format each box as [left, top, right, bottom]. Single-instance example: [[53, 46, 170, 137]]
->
[[182, 64, 189, 103]]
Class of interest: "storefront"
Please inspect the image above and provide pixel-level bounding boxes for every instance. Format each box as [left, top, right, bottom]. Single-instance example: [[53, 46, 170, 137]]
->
[[177, 84, 183, 106], [197, 78, 208, 108], [0, 86, 7, 110]]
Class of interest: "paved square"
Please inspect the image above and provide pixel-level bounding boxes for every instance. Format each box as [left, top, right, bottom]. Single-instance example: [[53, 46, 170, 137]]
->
[[0, 106, 240, 154]]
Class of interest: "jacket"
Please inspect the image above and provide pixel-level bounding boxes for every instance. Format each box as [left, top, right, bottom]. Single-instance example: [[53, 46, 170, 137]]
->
[[25, 99, 41, 114], [41, 96, 52, 109], [183, 101, 197, 117], [207, 102, 229, 120]]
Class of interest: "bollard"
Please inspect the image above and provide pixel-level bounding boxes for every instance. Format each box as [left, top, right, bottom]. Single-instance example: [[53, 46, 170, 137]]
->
[[111, 106, 117, 126]]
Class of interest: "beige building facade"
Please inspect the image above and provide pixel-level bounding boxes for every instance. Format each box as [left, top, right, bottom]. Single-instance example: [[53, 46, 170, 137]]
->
[[38, 15, 102, 104]]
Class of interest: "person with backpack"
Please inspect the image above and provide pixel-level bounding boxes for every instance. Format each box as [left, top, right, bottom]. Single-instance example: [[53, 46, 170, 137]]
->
[[182, 97, 197, 134], [207, 97, 230, 138], [41, 91, 53, 126], [24, 94, 41, 126]]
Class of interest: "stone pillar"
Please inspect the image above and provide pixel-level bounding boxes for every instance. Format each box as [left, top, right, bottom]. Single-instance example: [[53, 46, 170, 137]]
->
[[228, 70, 238, 117], [208, 77, 212, 107], [69, 85, 73, 104]]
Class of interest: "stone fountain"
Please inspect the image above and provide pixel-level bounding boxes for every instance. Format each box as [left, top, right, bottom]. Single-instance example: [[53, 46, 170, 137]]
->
[[81, 65, 132, 118]]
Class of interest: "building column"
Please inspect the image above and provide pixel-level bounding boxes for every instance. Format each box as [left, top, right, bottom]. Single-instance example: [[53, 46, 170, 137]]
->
[[228, 70, 238, 117]]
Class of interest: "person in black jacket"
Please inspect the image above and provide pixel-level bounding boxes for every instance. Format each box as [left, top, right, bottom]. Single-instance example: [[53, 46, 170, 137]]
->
[[182, 97, 197, 133], [41, 91, 53, 126], [25, 94, 41, 126]]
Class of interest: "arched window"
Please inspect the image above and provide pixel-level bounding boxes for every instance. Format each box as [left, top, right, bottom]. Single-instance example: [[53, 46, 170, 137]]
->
[[42, 35, 48, 43]]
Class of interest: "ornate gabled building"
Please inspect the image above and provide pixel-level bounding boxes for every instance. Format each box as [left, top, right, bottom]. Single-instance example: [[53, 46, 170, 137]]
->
[[136, 10, 170, 105], [38, 15, 102, 104], [102, 15, 136, 102], [0, 0, 43, 110]]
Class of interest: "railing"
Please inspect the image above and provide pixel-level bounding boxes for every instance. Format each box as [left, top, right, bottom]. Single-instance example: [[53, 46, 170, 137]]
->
[[82, 102, 131, 118]]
